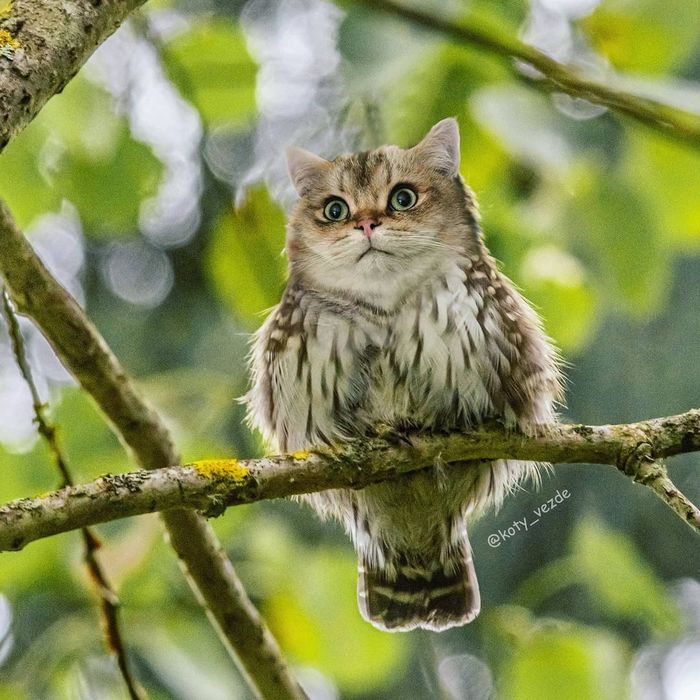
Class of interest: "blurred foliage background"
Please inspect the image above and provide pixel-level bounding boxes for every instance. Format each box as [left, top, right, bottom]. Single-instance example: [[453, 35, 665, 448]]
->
[[1, 0, 699, 697]]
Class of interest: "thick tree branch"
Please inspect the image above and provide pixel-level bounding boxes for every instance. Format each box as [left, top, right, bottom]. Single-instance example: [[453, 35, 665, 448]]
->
[[0, 0, 149, 151], [0, 200, 305, 700], [354, 0, 700, 149], [2, 410, 699, 552]]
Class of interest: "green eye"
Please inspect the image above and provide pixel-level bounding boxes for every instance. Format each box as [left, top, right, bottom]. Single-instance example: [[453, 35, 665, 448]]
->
[[323, 198, 349, 221], [389, 186, 418, 211]]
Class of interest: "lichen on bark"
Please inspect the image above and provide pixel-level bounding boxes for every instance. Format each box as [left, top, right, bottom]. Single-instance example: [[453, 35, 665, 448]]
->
[[0, 0, 148, 149]]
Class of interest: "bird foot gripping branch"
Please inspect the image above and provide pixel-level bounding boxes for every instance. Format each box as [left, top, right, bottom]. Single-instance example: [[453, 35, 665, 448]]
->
[[619, 439, 700, 532]]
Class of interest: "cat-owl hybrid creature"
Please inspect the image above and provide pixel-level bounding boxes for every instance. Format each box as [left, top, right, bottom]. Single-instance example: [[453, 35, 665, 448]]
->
[[246, 119, 562, 632]]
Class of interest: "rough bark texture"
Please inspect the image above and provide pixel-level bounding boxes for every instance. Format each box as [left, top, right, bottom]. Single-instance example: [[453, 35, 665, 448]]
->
[[0, 0, 149, 150], [2, 409, 699, 551], [0, 200, 305, 700]]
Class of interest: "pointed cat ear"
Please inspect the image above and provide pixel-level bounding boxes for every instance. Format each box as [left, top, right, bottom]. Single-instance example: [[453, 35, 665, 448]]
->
[[411, 118, 460, 176], [286, 147, 330, 196]]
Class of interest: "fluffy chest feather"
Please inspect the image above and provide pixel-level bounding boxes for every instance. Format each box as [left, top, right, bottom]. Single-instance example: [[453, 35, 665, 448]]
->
[[363, 266, 502, 428], [255, 262, 517, 452]]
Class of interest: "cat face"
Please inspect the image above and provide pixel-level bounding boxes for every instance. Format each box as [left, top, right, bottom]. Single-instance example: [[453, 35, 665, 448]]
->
[[285, 119, 480, 307]]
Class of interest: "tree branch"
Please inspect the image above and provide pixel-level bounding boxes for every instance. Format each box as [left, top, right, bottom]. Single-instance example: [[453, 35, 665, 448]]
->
[[1, 3, 303, 692], [0, 199, 305, 700], [1, 410, 699, 552], [353, 0, 700, 149], [0, 0, 150, 151], [1, 287, 147, 700]]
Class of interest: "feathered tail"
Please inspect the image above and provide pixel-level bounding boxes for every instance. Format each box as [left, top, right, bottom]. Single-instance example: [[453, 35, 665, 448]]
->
[[357, 531, 480, 632]]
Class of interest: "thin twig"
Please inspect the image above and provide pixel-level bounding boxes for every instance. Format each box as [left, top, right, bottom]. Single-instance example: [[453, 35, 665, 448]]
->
[[1, 409, 698, 552], [2, 3, 303, 692], [353, 0, 700, 149], [0, 287, 147, 700], [0, 201, 305, 700]]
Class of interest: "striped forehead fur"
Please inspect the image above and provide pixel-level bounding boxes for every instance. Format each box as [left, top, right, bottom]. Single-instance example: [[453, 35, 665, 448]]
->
[[289, 147, 479, 238]]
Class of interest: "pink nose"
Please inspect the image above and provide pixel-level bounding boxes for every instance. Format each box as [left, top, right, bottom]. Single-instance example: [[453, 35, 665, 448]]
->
[[355, 218, 380, 238]]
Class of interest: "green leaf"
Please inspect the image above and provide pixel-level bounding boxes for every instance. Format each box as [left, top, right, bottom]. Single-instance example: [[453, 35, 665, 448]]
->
[[571, 518, 681, 635], [500, 617, 630, 700], [0, 124, 61, 228], [525, 279, 598, 352], [580, 0, 700, 73], [0, 76, 162, 233], [566, 173, 669, 316], [206, 188, 287, 326], [60, 128, 160, 233], [623, 132, 700, 251], [518, 246, 599, 351], [481, 204, 599, 353], [51, 389, 128, 479], [467, 0, 529, 27], [163, 19, 257, 127], [264, 547, 410, 693], [385, 44, 506, 147]]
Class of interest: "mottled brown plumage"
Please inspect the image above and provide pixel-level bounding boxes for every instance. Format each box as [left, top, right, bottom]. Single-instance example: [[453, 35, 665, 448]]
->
[[246, 119, 563, 631]]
